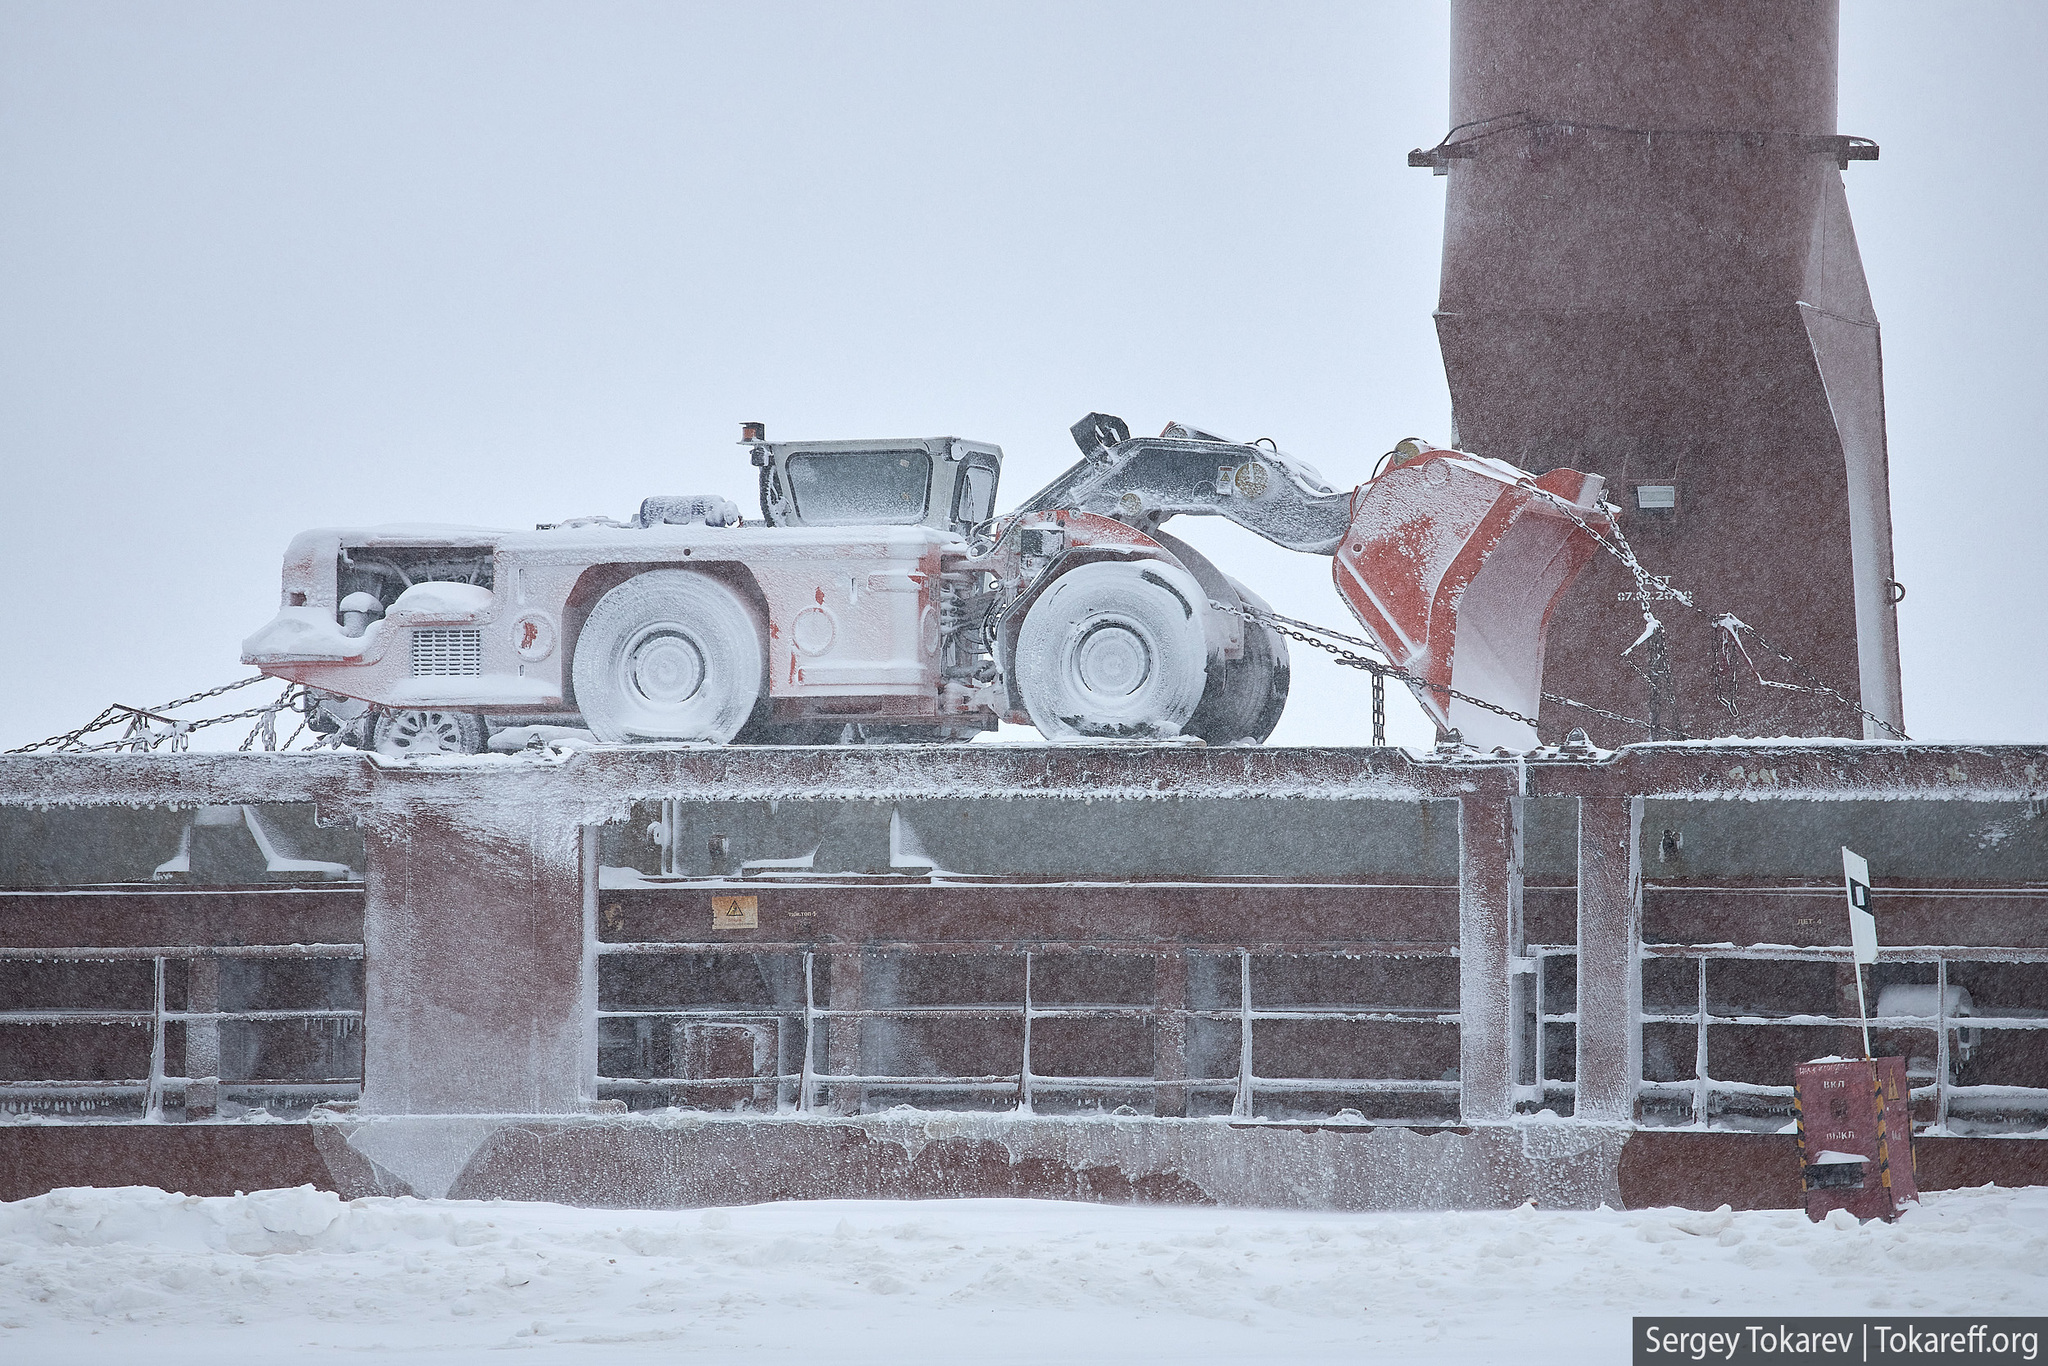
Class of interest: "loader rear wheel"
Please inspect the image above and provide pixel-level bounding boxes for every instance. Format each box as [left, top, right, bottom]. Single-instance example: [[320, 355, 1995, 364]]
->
[[1183, 576, 1291, 745], [572, 571, 764, 743], [371, 709, 486, 756], [1015, 560, 1210, 740]]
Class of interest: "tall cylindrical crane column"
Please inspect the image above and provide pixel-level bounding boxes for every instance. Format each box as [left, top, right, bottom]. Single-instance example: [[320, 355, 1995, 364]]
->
[[1425, 0, 1903, 742]]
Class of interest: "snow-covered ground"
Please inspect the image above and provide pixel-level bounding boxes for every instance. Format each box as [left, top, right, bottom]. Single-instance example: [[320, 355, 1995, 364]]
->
[[4, 1186, 2044, 1364]]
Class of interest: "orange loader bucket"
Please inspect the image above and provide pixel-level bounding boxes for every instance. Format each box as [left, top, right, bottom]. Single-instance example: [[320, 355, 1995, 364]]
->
[[1332, 449, 1612, 750]]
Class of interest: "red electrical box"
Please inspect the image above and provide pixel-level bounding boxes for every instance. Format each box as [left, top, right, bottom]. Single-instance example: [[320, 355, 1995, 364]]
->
[[1794, 1055, 1917, 1222]]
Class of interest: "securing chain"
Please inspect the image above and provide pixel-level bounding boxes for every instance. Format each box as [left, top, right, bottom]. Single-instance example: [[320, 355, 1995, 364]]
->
[[1516, 480, 1909, 741], [1217, 596, 1691, 743], [4, 675, 309, 755], [1264, 464, 1892, 745], [144, 674, 273, 715], [1543, 691, 1682, 739], [1209, 597, 1547, 737]]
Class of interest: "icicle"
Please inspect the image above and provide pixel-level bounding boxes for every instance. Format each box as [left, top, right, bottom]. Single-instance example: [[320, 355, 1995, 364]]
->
[[1621, 613, 1663, 656]]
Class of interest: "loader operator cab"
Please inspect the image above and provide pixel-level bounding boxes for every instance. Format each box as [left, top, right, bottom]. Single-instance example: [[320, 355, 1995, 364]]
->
[[747, 428, 1002, 537]]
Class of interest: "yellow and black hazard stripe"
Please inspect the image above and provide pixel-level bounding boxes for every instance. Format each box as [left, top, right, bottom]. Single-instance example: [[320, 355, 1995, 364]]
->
[[1792, 1089, 1809, 1192]]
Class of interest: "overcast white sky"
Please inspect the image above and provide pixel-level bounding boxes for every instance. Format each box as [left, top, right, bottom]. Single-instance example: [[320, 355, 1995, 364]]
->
[[1, 1, 2041, 751]]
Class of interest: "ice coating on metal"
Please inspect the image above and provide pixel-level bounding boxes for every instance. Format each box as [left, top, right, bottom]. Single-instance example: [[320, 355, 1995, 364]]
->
[[1011, 431, 1355, 555], [241, 606, 375, 664], [354, 789, 593, 1118], [337, 1115, 503, 1199], [1, 743, 2044, 819], [312, 1110, 1630, 1210], [1011, 559, 1214, 741], [243, 522, 955, 721]]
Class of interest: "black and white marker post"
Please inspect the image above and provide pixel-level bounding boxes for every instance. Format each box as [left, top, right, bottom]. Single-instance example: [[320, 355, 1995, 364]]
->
[[1843, 846, 1877, 1058]]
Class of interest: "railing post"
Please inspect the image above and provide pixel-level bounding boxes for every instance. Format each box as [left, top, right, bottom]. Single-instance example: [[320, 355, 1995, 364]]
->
[[1019, 951, 1035, 1114], [1575, 795, 1643, 1123], [1458, 792, 1522, 1123], [1692, 958, 1709, 1127], [829, 950, 864, 1116], [580, 823, 600, 1105], [1935, 956, 1951, 1132], [1231, 949, 1254, 1119], [185, 954, 221, 1118], [145, 954, 167, 1122], [1153, 950, 1189, 1118], [798, 952, 816, 1113]]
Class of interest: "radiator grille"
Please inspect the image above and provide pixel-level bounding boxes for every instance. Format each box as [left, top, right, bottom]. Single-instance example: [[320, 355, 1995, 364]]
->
[[410, 629, 483, 677]]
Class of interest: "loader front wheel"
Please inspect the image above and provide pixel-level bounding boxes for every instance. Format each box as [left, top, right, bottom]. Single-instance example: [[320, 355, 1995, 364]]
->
[[1183, 576, 1291, 745], [572, 571, 765, 743], [1015, 560, 1210, 740]]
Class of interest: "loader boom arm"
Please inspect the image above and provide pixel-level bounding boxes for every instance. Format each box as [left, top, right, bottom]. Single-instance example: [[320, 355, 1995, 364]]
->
[[1013, 413, 1356, 553], [1022, 414, 1615, 749]]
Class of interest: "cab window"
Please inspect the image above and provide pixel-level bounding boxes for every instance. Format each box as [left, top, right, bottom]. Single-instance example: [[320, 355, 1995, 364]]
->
[[785, 451, 932, 525], [952, 461, 998, 526]]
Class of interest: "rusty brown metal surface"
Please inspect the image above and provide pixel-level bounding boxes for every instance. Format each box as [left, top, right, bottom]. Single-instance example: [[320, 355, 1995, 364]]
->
[[3, 743, 2043, 1213], [6, 1120, 2047, 1212], [1617, 1132, 1805, 1211], [1614, 1132, 2048, 1212], [1644, 884, 2048, 950], [1433, 1, 1903, 743], [600, 882, 1462, 950], [0, 1124, 338, 1201], [443, 1117, 1609, 1209], [0, 1115, 1627, 1209], [1530, 744, 2048, 801], [0, 886, 362, 949]]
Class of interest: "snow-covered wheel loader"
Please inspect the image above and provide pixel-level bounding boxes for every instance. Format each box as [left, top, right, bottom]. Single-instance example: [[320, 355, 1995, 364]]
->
[[243, 416, 1611, 753]]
